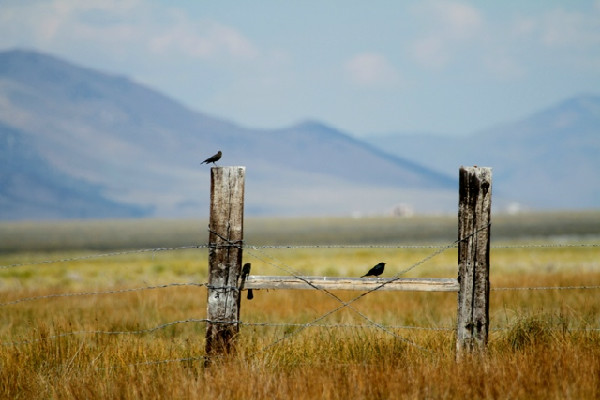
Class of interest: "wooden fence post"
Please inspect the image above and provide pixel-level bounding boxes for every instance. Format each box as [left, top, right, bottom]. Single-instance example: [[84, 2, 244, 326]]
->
[[205, 166, 245, 363], [456, 166, 492, 356]]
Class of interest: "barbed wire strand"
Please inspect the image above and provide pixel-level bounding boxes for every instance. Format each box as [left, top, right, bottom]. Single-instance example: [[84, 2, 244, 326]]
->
[[491, 243, 600, 249], [4, 316, 599, 348], [1, 241, 597, 270], [1, 318, 209, 346], [1, 320, 450, 347], [492, 285, 600, 291], [0, 245, 208, 270], [0, 282, 208, 307], [3, 276, 597, 310]]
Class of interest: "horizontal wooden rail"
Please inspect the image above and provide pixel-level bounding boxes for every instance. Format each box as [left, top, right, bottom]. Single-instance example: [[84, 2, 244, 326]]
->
[[244, 276, 459, 292]]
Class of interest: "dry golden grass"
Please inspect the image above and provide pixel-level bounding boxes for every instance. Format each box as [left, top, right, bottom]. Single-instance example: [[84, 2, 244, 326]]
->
[[0, 216, 599, 399]]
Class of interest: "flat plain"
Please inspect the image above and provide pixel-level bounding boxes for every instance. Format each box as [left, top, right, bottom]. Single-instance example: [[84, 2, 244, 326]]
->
[[1, 212, 599, 399]]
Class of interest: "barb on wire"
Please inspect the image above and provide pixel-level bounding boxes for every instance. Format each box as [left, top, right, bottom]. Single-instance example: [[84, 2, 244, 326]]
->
[[207, 228, 244, 249], [0, 282, 208, 307]]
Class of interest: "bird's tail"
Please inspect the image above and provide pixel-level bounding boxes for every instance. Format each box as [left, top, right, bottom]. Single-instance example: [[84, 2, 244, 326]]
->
[[361, 274, 368, 278]]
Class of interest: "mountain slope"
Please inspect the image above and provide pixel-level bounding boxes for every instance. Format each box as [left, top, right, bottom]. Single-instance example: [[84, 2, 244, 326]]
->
[[0, 49, 456, 219], [0, 122, 149, 219], [367, 94, 600, 210]]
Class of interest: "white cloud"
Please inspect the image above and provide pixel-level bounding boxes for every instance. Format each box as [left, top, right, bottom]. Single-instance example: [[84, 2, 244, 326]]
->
[[432, 1, 483, 39], [499, 5, 600, 72], [148, 16, 258, 60], [0, 0, 259, 62], [344, 53, 401, 88], [410, 1, 484, 69]]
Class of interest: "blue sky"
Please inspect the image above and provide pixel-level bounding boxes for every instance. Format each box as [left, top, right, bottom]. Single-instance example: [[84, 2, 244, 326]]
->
[[1, 0, 599, 136]]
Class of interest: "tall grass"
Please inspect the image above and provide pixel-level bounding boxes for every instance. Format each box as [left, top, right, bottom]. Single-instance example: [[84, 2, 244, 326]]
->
[[0, 215, 599, 398]]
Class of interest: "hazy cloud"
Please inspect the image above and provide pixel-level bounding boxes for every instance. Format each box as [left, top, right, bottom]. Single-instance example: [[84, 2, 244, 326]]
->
[[148, 19, 258, 60], [344, 53, 401, 88], [410, 1, 484, 69], [0, 0, 259, 62]]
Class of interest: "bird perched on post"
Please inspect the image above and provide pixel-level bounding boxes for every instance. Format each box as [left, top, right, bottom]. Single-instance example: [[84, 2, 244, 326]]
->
[[240, 262, 254, 300], [361, 262, 385, 278], [201, 150, 222, 166]]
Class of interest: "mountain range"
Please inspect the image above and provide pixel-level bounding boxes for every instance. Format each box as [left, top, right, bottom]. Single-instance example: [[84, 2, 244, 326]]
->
[[0, 49, 456, 219], [0, 49, 598, 220], [365, 94, 600, 212]]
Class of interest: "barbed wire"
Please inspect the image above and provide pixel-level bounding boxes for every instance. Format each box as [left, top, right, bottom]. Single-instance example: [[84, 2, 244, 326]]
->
[[253, 244, 453, 249], [1, 240, 597, 270], [492, 285, 600, 291], [1, 318, 210, 346], [3, 278, 597, 310], [0, 245, 208, 270], [0, 282, 208, 307], [490, 243, 600, 249], [1, 225, 598, 365], [4, 317, 598, 347]]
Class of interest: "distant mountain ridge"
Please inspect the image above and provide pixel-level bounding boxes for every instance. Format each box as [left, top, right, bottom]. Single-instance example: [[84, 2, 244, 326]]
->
[[365, 94, 600, 211], [0, 49, 457, 219]]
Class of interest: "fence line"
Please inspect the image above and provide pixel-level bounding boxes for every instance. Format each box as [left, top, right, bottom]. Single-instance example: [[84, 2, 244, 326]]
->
[[4, 317, 599, 347], [2, 237, 599, 367], [2, 278, 599, 310], [1, 234, 598, 364], [1, 241, 597, 270]]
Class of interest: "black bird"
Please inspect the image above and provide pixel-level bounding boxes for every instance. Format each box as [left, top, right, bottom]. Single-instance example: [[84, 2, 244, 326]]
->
[[361, 262, 385, 278], [241, 263, 251, 282], [240, 262, 254, 300], [201, 150, 222, 166]]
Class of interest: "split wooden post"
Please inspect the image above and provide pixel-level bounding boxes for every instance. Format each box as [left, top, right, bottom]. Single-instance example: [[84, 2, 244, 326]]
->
[[205, 166, 245, 363], [456, 166, 492, 356]]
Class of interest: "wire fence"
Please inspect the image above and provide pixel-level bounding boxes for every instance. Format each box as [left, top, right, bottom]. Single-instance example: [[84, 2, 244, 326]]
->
[[1, 237, 599, 367]]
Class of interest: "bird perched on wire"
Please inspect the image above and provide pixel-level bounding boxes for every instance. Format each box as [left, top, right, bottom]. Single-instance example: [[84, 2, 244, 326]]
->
[[361, 262, 385, 278], [201, 150, 222, 166]]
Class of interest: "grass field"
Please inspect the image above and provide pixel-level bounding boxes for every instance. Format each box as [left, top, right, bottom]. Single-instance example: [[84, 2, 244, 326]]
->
[[1, 213, 599, 399]]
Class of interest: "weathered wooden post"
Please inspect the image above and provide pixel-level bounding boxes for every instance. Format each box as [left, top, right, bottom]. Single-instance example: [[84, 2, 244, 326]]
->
[[456, 166, 492, 356], [205, 166, 245, 364]]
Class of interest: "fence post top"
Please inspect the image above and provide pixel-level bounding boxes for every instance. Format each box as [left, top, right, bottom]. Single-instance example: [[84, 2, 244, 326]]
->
[[211, 166, 246, 170], [460, 165, 492, 171]]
